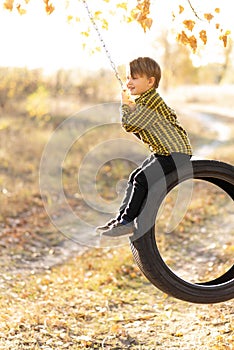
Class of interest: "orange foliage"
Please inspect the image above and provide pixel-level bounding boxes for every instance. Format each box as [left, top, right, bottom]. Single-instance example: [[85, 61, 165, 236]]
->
[[199, 30, 207, 45], [130, 0, 152, 32], [177, 30, 197, 53], [183, 20, 195, 32], [179, 5, 184, 14], [177, 5, 230, 52], [3, 0, 14, 11], [1, 1, 231, 52], [16, 4, 26, 15], [204, 13, 214, 22], [219, 31, 231, 47], [43, 0, 55, 15]]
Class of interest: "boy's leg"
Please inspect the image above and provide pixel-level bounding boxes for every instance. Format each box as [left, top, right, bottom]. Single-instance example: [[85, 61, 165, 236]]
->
[[121, 155, 165, 223], [101, 155, 158, 236], [97, 164, 144, 231], [117, 154, 158, 220], [122, 153, 192, 222], [102, 153, 191, 236], [116, 167, 141, 220]]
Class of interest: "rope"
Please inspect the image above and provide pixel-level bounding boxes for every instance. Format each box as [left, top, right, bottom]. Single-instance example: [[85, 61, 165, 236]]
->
[[81, 0, 124, 89]]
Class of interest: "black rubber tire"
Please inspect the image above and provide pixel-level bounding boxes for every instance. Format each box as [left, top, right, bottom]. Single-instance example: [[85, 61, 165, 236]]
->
[[130, 159, 234, 304]]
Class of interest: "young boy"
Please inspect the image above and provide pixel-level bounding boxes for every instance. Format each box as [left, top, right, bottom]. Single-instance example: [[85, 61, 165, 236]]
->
[[98, 57, 192, 237]]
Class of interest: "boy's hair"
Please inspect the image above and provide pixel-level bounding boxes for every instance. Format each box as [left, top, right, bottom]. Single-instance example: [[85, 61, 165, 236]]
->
[[129, 57, 161, 88]]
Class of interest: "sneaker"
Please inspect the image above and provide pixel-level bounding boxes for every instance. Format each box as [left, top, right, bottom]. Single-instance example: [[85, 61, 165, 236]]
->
[[102, 221, 134, 237], [96, 218, 117, 232]]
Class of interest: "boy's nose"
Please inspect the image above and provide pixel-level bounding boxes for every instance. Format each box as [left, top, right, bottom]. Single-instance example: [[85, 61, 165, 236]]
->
[[127, 79, 132, 87]]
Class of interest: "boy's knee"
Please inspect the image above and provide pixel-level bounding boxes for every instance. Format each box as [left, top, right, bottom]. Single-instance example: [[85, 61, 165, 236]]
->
[[134, 171, 148, 189], [128, 168, 141, 183]]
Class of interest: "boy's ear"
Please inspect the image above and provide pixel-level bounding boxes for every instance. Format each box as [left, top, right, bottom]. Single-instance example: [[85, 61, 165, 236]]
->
[[148, 76, 155, 88]]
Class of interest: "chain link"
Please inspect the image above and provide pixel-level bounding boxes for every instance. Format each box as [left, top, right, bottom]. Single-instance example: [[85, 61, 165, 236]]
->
[[81, 0, 124, 89]]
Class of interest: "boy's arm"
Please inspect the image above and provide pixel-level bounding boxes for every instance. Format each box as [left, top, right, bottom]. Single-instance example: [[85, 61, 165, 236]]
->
[[121, 98, 158, 133]]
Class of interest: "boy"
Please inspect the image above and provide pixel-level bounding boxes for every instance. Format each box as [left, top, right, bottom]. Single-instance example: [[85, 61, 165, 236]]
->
[[98, 57, 192, 237]]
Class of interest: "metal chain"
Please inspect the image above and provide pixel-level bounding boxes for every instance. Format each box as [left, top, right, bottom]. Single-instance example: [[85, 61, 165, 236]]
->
[[81, 0, 124, 89]]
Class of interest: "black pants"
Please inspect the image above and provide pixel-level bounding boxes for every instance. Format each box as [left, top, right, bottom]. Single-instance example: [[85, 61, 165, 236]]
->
[[117, 153, 191, 223]]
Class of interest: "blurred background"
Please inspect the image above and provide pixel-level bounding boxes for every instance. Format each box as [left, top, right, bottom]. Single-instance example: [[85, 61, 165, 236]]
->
[[0, 0, 233, 277]]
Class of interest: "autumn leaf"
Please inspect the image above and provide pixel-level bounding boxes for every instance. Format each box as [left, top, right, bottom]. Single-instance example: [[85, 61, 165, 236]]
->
[[117, 2, 128, 10], [94, 11, 102, 17], [130, 0, 152, 32], [177, 31, 197, 53], [179, 5, 184, 14], [67, 15, 73, 22], [101, 19, 109, 30], [183, 20, 195, 32], [214, 8, 220, 14], [204, 13, 214, 22], [81, 31, 90, 37], [219, 31, 231, 47], [43, 0, 55, 15], [199, 30, 207, 45], [177, 31, 189, 45], [16, 4, 26, 15], [3, 0, 14, 11], [145, 17, 153, 30]]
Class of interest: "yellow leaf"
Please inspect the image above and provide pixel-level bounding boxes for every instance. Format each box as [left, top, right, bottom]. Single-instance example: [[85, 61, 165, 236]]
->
[[219, 35, 227, 47], [199, 30, 207, 45], [43, 0, 55, 15], [67, 15, 73, 22], [216, 23, 220, 29], [16, 4, 26, 15], [94, 11, 102, 17], [102, 19, 108, 30], [204, 13, 214, 22], [81, 31, 89, 37], [3, 0, 14, 11], [215, 8, 220, 13], [145, 17, 153, 30], [177, 31, 197, 53], [179, 5, 184, 14], [177, 30, 189, 45], [183, 20, 195, 32], [117, 2, 128, 10], [175, 332, 183, 337]]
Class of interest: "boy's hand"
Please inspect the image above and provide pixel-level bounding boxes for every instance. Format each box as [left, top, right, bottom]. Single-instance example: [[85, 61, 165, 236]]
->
[[121, 90, 136, 110]]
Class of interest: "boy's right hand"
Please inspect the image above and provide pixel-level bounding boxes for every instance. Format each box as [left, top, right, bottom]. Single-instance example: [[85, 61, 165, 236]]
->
[[121, 89, 130, 104], [121, 90, 135, 109]]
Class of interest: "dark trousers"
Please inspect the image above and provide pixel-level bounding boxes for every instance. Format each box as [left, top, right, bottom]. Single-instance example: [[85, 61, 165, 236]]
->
[[117, 153, 191, 223]]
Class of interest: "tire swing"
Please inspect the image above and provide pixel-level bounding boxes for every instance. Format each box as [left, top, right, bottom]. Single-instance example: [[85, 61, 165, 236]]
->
[[130, 159, 234, 304]]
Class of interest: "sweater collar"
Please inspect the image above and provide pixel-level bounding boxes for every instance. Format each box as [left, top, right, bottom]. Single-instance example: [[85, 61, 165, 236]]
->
[[135, 87, 156, 102]]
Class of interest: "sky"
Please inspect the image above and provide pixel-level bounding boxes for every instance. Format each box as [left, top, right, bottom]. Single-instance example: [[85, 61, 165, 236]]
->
[[0, 0, 232, 73]]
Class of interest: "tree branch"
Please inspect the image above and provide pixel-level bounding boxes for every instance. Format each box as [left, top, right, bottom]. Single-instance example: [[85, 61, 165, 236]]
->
[[187, 0, 203, 20]]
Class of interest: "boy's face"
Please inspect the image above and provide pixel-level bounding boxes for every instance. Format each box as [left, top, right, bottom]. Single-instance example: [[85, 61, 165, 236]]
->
[[126, 72, 155, 95]]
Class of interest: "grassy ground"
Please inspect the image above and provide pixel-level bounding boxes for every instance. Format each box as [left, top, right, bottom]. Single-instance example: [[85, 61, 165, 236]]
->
[[0, 90, 233, 349], [0, 248, 233, 349]]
